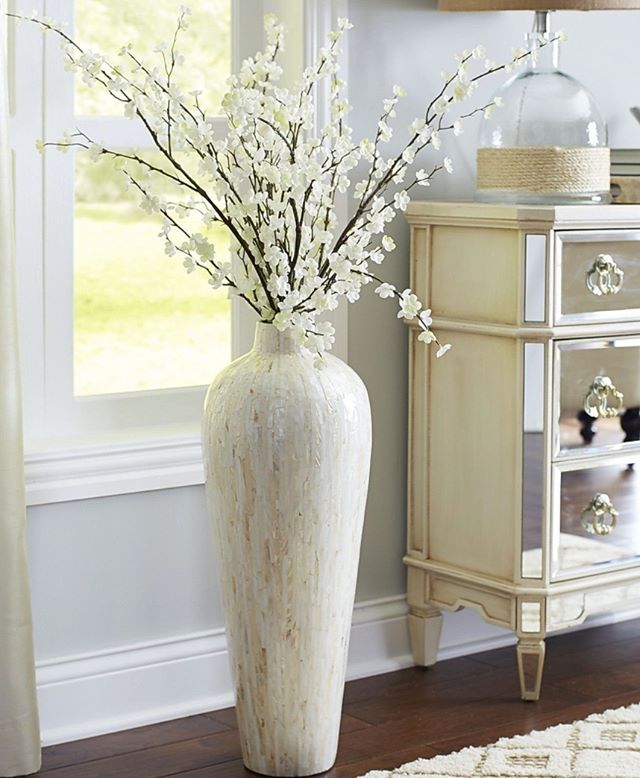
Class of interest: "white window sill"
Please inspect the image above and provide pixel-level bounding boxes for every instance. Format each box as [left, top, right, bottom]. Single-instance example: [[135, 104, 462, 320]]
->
[[25, 429, 204, 506]]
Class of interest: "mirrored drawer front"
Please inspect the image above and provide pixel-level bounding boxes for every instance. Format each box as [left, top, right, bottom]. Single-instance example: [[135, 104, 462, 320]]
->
[[556, 337, 640, 456], [553, 460, 640, 579], [557, 231, 640, 324]]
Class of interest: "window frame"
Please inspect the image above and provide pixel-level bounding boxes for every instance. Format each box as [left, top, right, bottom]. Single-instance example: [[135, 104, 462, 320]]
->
[[10, 0, 349, 505], [43, 0, 236, 440]]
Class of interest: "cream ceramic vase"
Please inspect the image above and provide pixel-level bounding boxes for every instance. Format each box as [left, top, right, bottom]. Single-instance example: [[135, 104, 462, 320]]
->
[[202, 322, 372, 777]]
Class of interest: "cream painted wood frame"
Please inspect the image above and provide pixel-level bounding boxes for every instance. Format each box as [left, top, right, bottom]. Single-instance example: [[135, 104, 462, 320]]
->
[[406, 201, 640, 700]]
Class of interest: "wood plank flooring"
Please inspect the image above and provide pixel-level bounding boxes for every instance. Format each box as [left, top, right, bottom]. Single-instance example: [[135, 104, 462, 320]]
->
[[31, 617, 640, 778]]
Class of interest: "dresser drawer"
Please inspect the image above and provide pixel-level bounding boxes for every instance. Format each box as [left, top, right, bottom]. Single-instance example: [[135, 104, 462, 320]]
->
[[552, 459, 640, 579], [556, 230, 640, 324], [555, 336, 640, 456]]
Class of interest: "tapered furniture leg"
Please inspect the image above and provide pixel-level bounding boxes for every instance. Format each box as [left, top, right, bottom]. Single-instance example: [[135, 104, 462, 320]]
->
[[517, 638, 546, 701], [408, 606, 443, 667]]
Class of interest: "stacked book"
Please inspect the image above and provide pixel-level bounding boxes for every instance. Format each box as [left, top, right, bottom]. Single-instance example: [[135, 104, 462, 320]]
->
[[611, 147, 640, 203]]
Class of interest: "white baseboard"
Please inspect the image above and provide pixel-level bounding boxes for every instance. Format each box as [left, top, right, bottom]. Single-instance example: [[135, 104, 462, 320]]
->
[[36, 595, 412, 746], [36, 595, 640, 747], [37, 629, 234, 747]]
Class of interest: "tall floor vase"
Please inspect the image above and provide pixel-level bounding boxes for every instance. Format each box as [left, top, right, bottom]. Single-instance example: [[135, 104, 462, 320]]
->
[[203, 322, 372, 776]]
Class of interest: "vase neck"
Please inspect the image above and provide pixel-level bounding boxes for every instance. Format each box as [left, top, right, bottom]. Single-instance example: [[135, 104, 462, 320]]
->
[[252, 322, 302, 355], [526, 10, 559, 73]]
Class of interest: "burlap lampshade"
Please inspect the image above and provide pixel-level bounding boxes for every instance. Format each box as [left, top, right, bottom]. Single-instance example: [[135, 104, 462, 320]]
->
[[439, 0, 640, 9]]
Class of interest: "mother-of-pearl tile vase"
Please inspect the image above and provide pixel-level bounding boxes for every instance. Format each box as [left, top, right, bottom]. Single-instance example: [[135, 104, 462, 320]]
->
[[202, 322, 372, 777]]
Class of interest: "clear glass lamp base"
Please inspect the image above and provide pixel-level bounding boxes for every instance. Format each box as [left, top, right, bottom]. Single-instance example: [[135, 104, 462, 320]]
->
[[476, 189, 612, 206], [475, 14, 611, 209]]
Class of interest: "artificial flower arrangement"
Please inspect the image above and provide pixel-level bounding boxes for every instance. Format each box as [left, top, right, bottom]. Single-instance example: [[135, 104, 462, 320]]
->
[[14, 7, 558, 357]]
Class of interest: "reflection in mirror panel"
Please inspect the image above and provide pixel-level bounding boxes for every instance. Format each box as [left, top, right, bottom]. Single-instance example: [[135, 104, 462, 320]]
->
[[560, 235, 640, 319], [557, 337, 640, 455], [553, 461, 640, 579], [524, 235, 546, 323], [547, 593, 584, 629], [521, 342, 545, 580], [520, 601, 542, 633]]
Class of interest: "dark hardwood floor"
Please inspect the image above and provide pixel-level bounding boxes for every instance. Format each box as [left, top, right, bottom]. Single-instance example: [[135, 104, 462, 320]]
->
[[32, 617, 640, 777]]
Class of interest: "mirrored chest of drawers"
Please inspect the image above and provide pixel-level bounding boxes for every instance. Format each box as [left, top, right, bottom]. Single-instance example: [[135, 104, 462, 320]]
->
[[405, 201, 640, 700]]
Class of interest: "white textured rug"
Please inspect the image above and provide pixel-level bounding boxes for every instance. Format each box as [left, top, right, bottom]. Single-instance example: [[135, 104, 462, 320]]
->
[[361, 703, 640, 777]]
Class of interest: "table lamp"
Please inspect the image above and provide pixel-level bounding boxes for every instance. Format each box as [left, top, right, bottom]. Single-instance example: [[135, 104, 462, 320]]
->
[[438, 1, 640, 204]]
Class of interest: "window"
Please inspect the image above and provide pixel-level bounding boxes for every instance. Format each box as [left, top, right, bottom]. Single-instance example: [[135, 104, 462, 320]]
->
[[12, 0, 240, 444], [73, 1, 232, 397], [11, 0, 348, 502]]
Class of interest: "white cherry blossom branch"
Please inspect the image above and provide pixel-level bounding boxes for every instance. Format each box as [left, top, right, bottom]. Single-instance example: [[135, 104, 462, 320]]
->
[[11, 9, 554, 355]]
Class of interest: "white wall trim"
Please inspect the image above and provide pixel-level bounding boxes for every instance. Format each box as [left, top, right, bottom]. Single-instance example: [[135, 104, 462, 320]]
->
[[25, 434, 204, 506], [36, 594, 640, 747]]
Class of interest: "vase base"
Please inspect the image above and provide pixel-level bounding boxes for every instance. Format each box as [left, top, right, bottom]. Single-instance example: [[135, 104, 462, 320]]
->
[[242, 757, 336, 777]]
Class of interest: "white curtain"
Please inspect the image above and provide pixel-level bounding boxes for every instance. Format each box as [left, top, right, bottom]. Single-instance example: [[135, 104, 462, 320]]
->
[[0, 2, 41, 774]]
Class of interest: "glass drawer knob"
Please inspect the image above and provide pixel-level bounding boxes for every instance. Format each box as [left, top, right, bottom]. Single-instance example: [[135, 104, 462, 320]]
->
[[586, 254, 624, 296], [583, 375, 624, 419], [580, 492, 618, 536]]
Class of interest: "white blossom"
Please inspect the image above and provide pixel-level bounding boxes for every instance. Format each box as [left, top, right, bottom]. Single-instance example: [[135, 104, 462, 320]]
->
[[359, 137, 375, 160], [418, 309, 433, 328], [377, 120, 392, 142], [375, 282, 396, 299], [397, 289, 422, 320], [452, 79, 472, 102], [392, 167, 407, 185], [393, 191, 410, 211], [402, 148, 415, 164], [418, 330, 436, 344], [433, 96, 449, 115], [87, 142, 103, 161]]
